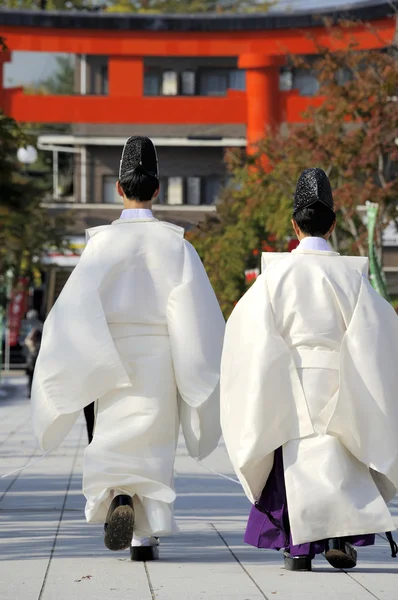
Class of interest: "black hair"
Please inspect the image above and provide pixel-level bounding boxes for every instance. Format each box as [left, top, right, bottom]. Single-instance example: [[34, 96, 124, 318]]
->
[[119, 165, 159, 202], [293, 201, 336, 237]]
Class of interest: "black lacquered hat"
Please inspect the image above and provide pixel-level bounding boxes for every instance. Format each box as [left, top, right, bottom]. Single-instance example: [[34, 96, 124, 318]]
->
[[119, 136, 159, 179], [293, 168, 334, 215]]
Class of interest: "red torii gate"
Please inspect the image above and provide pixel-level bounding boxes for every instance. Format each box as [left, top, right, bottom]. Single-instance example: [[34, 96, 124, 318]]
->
[[0, 9, 396, 146]]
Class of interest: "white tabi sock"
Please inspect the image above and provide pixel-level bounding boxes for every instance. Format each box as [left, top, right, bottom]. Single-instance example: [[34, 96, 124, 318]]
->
[[131, 534, 159, 547]]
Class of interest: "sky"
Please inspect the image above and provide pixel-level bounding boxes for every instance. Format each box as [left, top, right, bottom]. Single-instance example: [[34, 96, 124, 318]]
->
[[4, 52, 69, 88]]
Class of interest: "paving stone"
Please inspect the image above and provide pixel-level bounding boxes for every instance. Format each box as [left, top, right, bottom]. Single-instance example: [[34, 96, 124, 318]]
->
[[1, 375, 398, 599]]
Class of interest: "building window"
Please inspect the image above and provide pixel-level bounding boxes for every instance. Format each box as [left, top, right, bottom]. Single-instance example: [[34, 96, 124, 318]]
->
[[337, 68, 352, 85], [87, 56, 108, 95], [103, 175, 122, 204], [100, 64, 109, 95], [186, 177, 201, 205], [154, 177, 168, 205], [181, 70, 196, 95], [143, 68, 245, 97], [144, 70, 161, 96], [293, 69, 319, 97], [162, 71, 178, 96], [199, 70, 228, 96], [167, 177, 184, 205], [145, 70, 179, 96], [279, 68, 293, 91], [229, 70, 246, 91], [150, 176, 224, 205], [204, 176, 222, 205]]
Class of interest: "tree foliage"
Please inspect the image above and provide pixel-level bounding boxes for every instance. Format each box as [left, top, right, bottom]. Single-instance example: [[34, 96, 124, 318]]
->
[[0, 1, 98, 9], [104, 0, 270, 13], [35, 56, 75, 95], [24, 56, 75, 101], [0, 0, 271, 13], [0, 112, 68, 309], [188, 25, 398, 317]]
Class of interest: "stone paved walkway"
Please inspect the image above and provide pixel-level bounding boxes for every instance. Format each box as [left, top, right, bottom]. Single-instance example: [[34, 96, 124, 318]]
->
[[1, 374, 398, 600]]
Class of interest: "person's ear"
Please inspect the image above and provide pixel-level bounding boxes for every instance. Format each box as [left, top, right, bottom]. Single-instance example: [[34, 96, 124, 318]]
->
[[153, 186, 160, 199], [116, 180, 124, 198], [292, 218, 300, 239]]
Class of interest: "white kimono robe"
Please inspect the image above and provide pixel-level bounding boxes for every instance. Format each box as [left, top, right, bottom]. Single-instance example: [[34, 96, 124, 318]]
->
[[221, 245, 398, 545], [31, 217, 225, 536]]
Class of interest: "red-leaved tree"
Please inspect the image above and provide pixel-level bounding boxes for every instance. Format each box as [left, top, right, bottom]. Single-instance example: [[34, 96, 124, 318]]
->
[[189, 20, 398, 317]]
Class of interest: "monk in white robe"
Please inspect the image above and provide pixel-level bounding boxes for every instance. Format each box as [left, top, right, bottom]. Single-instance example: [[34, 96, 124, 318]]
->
[[31, 137, 225, 560], [221, 168, 398, 571]]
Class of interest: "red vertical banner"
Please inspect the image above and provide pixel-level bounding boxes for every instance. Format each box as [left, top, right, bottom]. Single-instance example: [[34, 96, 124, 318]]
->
[[8, 277, 29, 347]]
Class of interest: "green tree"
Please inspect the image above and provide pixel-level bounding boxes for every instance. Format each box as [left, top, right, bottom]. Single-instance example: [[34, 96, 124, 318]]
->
[[187, 153, 281, 316], [0, 112, 68, 310], [33, 55, 75, 95], [188, 29, 398, 317]]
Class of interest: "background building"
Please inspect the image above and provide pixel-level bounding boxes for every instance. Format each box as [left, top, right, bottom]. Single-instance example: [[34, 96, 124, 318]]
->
[[0, 3, 397, 310]]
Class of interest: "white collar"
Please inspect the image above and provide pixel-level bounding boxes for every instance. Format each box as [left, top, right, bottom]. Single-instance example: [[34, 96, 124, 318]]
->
[[298, 237, 332, 252], [120, 208, 154, 220]]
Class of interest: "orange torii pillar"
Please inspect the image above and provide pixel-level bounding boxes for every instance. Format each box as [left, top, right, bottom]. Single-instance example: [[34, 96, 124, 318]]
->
[[108, 56, 144, 98], [239, 53, 285, 152]]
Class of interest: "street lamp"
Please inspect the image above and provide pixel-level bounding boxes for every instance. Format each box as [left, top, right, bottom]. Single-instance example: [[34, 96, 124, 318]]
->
[[17, 145, 38, 167]]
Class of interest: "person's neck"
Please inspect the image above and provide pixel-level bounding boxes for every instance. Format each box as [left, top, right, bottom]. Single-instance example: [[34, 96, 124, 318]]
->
[[123, 200, 153, 210], [298, 234, 328, 241]]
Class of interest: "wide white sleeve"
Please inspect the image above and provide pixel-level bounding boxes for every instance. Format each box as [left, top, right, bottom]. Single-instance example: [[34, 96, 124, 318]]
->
[[329, 277, 398, 495], [167, 241, 225, 459], [220, 275, 313, 503], [31, 240, 131, 452]]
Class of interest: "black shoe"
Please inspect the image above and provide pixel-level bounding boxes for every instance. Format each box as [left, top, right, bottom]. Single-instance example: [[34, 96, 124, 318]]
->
[[130, 543, 159, 562], [104, 494, 134, 551], [283, 551, 312, 571], [325, 538, 357, 569]]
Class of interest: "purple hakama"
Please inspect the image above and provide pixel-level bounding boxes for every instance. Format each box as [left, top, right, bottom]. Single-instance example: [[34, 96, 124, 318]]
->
[[244, 448, 375, 557]]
